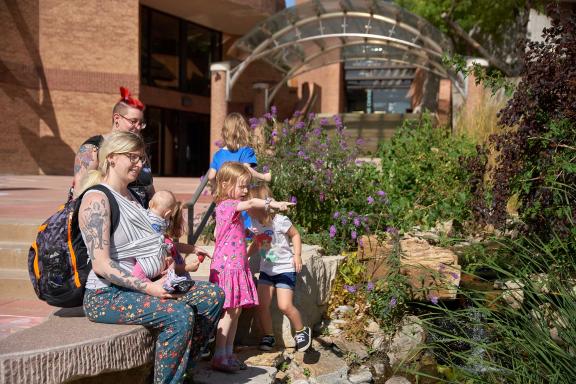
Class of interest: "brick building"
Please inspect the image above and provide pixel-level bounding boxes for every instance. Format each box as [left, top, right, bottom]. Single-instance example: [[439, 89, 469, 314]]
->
[[0, 0, 287, 177]]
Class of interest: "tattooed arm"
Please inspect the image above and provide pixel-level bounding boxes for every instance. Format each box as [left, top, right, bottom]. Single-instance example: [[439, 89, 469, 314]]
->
[[78, 191, 176, 299], [72, 144, 98, 199]]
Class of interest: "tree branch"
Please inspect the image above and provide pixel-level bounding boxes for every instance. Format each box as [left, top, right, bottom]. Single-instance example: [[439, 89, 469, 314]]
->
[[441, 12, 516, 76]]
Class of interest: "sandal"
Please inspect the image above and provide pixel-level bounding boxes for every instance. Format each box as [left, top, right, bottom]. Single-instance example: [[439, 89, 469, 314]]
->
[[229, 355, 247, 370], [211, 357, 240, 373]]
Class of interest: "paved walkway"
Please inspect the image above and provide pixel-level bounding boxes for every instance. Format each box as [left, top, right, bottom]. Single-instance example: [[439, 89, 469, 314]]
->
[[0, 175, 213, 339]]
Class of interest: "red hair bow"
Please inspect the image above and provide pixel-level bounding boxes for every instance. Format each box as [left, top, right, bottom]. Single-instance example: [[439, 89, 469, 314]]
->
[[119, 86, 145, 110]]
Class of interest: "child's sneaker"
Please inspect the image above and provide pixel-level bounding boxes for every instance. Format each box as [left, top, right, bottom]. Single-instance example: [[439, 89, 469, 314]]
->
[[294, 326, 312, 352], [259, 335, 276, 351]]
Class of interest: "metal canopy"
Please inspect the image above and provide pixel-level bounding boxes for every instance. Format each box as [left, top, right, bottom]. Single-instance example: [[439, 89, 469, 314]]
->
[[228, 0, 454, 104]]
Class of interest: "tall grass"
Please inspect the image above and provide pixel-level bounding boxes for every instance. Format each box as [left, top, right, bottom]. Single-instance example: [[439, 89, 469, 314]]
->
[[418, 236, 576, 383]]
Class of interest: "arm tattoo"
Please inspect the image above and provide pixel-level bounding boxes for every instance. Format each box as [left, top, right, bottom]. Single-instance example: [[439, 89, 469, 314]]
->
[[80, 198, 109, 258], [74, 144, 97, 174], [105, 260, 149, 292]]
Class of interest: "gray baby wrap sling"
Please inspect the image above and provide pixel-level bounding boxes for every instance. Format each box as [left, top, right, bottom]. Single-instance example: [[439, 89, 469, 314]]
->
[[84, 184, 166, 290]]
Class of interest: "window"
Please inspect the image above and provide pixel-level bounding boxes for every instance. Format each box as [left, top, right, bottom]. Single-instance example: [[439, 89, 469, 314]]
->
[[141, 6, 222, 95]]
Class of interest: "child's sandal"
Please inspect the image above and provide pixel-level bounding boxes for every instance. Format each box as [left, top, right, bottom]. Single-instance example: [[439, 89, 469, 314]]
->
[[211, 357, 239, 373]]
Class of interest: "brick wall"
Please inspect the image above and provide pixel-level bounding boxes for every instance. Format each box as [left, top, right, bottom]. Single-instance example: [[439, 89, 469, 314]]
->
[[0, 0, 139, 175]]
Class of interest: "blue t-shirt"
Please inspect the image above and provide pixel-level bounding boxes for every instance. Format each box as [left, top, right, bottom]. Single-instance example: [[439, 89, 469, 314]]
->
[[209, 146, 258, 171], [209, 146, 258, 232]]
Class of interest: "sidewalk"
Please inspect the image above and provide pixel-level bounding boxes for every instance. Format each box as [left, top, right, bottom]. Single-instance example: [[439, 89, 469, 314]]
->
[[0, 174, 213, 339]]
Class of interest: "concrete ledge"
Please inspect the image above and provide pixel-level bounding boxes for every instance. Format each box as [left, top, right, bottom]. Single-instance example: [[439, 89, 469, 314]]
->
[[0, 308, 154, 384]]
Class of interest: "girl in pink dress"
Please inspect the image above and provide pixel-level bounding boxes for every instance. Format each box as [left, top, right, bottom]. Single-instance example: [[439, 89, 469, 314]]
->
[[210, 162, 294, 372]]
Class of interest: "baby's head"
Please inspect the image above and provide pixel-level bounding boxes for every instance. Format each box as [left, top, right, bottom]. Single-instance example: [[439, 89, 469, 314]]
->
[[149, 190, 177, 220], [215, 162, 252, 203]]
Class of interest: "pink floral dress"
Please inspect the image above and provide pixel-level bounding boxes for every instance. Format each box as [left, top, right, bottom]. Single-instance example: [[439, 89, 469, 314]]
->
[[209, 199, 258, 309]]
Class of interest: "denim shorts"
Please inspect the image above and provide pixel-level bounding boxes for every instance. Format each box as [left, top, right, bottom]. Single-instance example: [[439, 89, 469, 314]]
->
[[258, 271, 297, 290]]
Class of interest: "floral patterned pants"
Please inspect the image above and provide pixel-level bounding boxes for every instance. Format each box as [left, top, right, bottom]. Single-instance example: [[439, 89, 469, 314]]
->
[[84, 281, 225, 384]]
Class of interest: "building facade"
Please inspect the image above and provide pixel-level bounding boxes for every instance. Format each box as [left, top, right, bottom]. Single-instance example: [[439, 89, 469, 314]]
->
[[0, 0, 285, 176]]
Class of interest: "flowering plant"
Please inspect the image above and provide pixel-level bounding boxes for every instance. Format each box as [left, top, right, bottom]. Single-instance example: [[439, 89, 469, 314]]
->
[[256, 110, 388, 253]]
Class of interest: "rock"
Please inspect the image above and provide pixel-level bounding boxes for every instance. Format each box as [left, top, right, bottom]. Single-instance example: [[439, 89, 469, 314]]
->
[[348, 368, 373, 383], [386, 315, 426, 367], [385, 376, 411, 384], [372, 362, 386, 376], [364, 320, 380, 334], [500, 280, 525, 309], [237, 245, 345, 347], [333, 305, 354, 318], [291, 380, 310, 384], [293, 347, 349, 384], [371, 335, 387, 352], [332, 335, 369, 361], [241, 348, 285, 367], [192, 360, 277, 384]]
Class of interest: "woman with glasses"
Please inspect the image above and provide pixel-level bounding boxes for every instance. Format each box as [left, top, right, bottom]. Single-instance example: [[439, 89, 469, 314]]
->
[[71, 87, 154, 207], [77, 131, 225, 384]]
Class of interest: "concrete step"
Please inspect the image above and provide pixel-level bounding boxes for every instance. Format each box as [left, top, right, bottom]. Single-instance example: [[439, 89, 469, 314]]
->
[[0, 221, 41, 244], [0, 241, 31, 270], [0, 269, 36, 300]]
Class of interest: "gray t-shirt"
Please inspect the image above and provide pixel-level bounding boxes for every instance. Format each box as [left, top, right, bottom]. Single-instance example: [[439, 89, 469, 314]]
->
[[251, 214, 294, 275]]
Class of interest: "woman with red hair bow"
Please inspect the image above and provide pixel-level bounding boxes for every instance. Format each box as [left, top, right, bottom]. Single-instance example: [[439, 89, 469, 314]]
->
[[71, 87, 155, 206]]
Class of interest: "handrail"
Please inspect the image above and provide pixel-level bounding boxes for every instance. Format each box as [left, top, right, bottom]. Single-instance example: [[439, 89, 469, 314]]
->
[[185, 174, 211, 244]]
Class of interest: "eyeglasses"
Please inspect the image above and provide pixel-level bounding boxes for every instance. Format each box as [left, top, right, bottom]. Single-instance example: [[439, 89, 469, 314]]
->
[[118, 114, 146, 129], [119, 153, 146, 164]]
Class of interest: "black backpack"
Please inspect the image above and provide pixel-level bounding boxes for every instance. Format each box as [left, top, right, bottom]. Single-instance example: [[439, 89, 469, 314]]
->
[[28, 185, 120, 308]]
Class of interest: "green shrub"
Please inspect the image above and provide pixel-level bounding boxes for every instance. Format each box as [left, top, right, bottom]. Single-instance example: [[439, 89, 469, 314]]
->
[[378, 115, 476, 231]]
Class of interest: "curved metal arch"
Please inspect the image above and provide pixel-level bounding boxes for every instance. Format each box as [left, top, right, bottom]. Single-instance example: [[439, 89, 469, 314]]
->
[[228, 0, 454, 102], [263, 40, 450, 102], [268, 58, 446, 106]]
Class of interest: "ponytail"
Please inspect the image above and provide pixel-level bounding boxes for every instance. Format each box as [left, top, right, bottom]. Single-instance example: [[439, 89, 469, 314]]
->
[[166, 201, 185, 239]]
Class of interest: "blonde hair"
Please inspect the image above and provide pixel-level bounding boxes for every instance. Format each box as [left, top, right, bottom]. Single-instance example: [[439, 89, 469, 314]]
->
[[222, 112, 251, 151], [150, 190, 186, 239], [77, 131, 145, 194], [249, 182, 275, 225], [214, 162, 252, 203]]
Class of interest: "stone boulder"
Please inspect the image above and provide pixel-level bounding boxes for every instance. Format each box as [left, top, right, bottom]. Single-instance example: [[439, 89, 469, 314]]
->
[[386, 315, 426, 368], [237, 245, 344, 347]]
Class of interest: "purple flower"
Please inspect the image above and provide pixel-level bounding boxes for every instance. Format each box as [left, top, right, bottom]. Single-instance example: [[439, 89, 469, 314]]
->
[[351, 231, 357, 240], [295, 121, 305, 129], [308, 112, 316, 120], [271, 129, 278, 137], [297, 150, 306, 158], [320, 117, 329, 126], [353, 217, 360, 227], [333, 211, 340, 219], [214, 139, 224, 148], [262, 165, 270, 173], [249, 117, 259, 129], [329, 225, 337, 238], [367, 196, 375, 204], [429, 295, 439, 305], [356, 138, 365, 145], [358, 237, 364, 247], [377, 190, 386, 197], [264, 112, 272, 120], [341, 217, 347, 225], [389, 297, 397, 307], [355, 159, 364, 165], [348, 211, 355, 217], [438, 263, 446, 272], [344, 285, 357, 293], [450, 272, 459, 280], [282, 127, 288, 135], [313, 127, 322, 136], [293, 110, 302, 117], [290, 196, 297, 204], [270, 105, 277, 116], [366, 282, 374, 291], [319, 192, 325, 201], [386, 226, 398, 235]]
